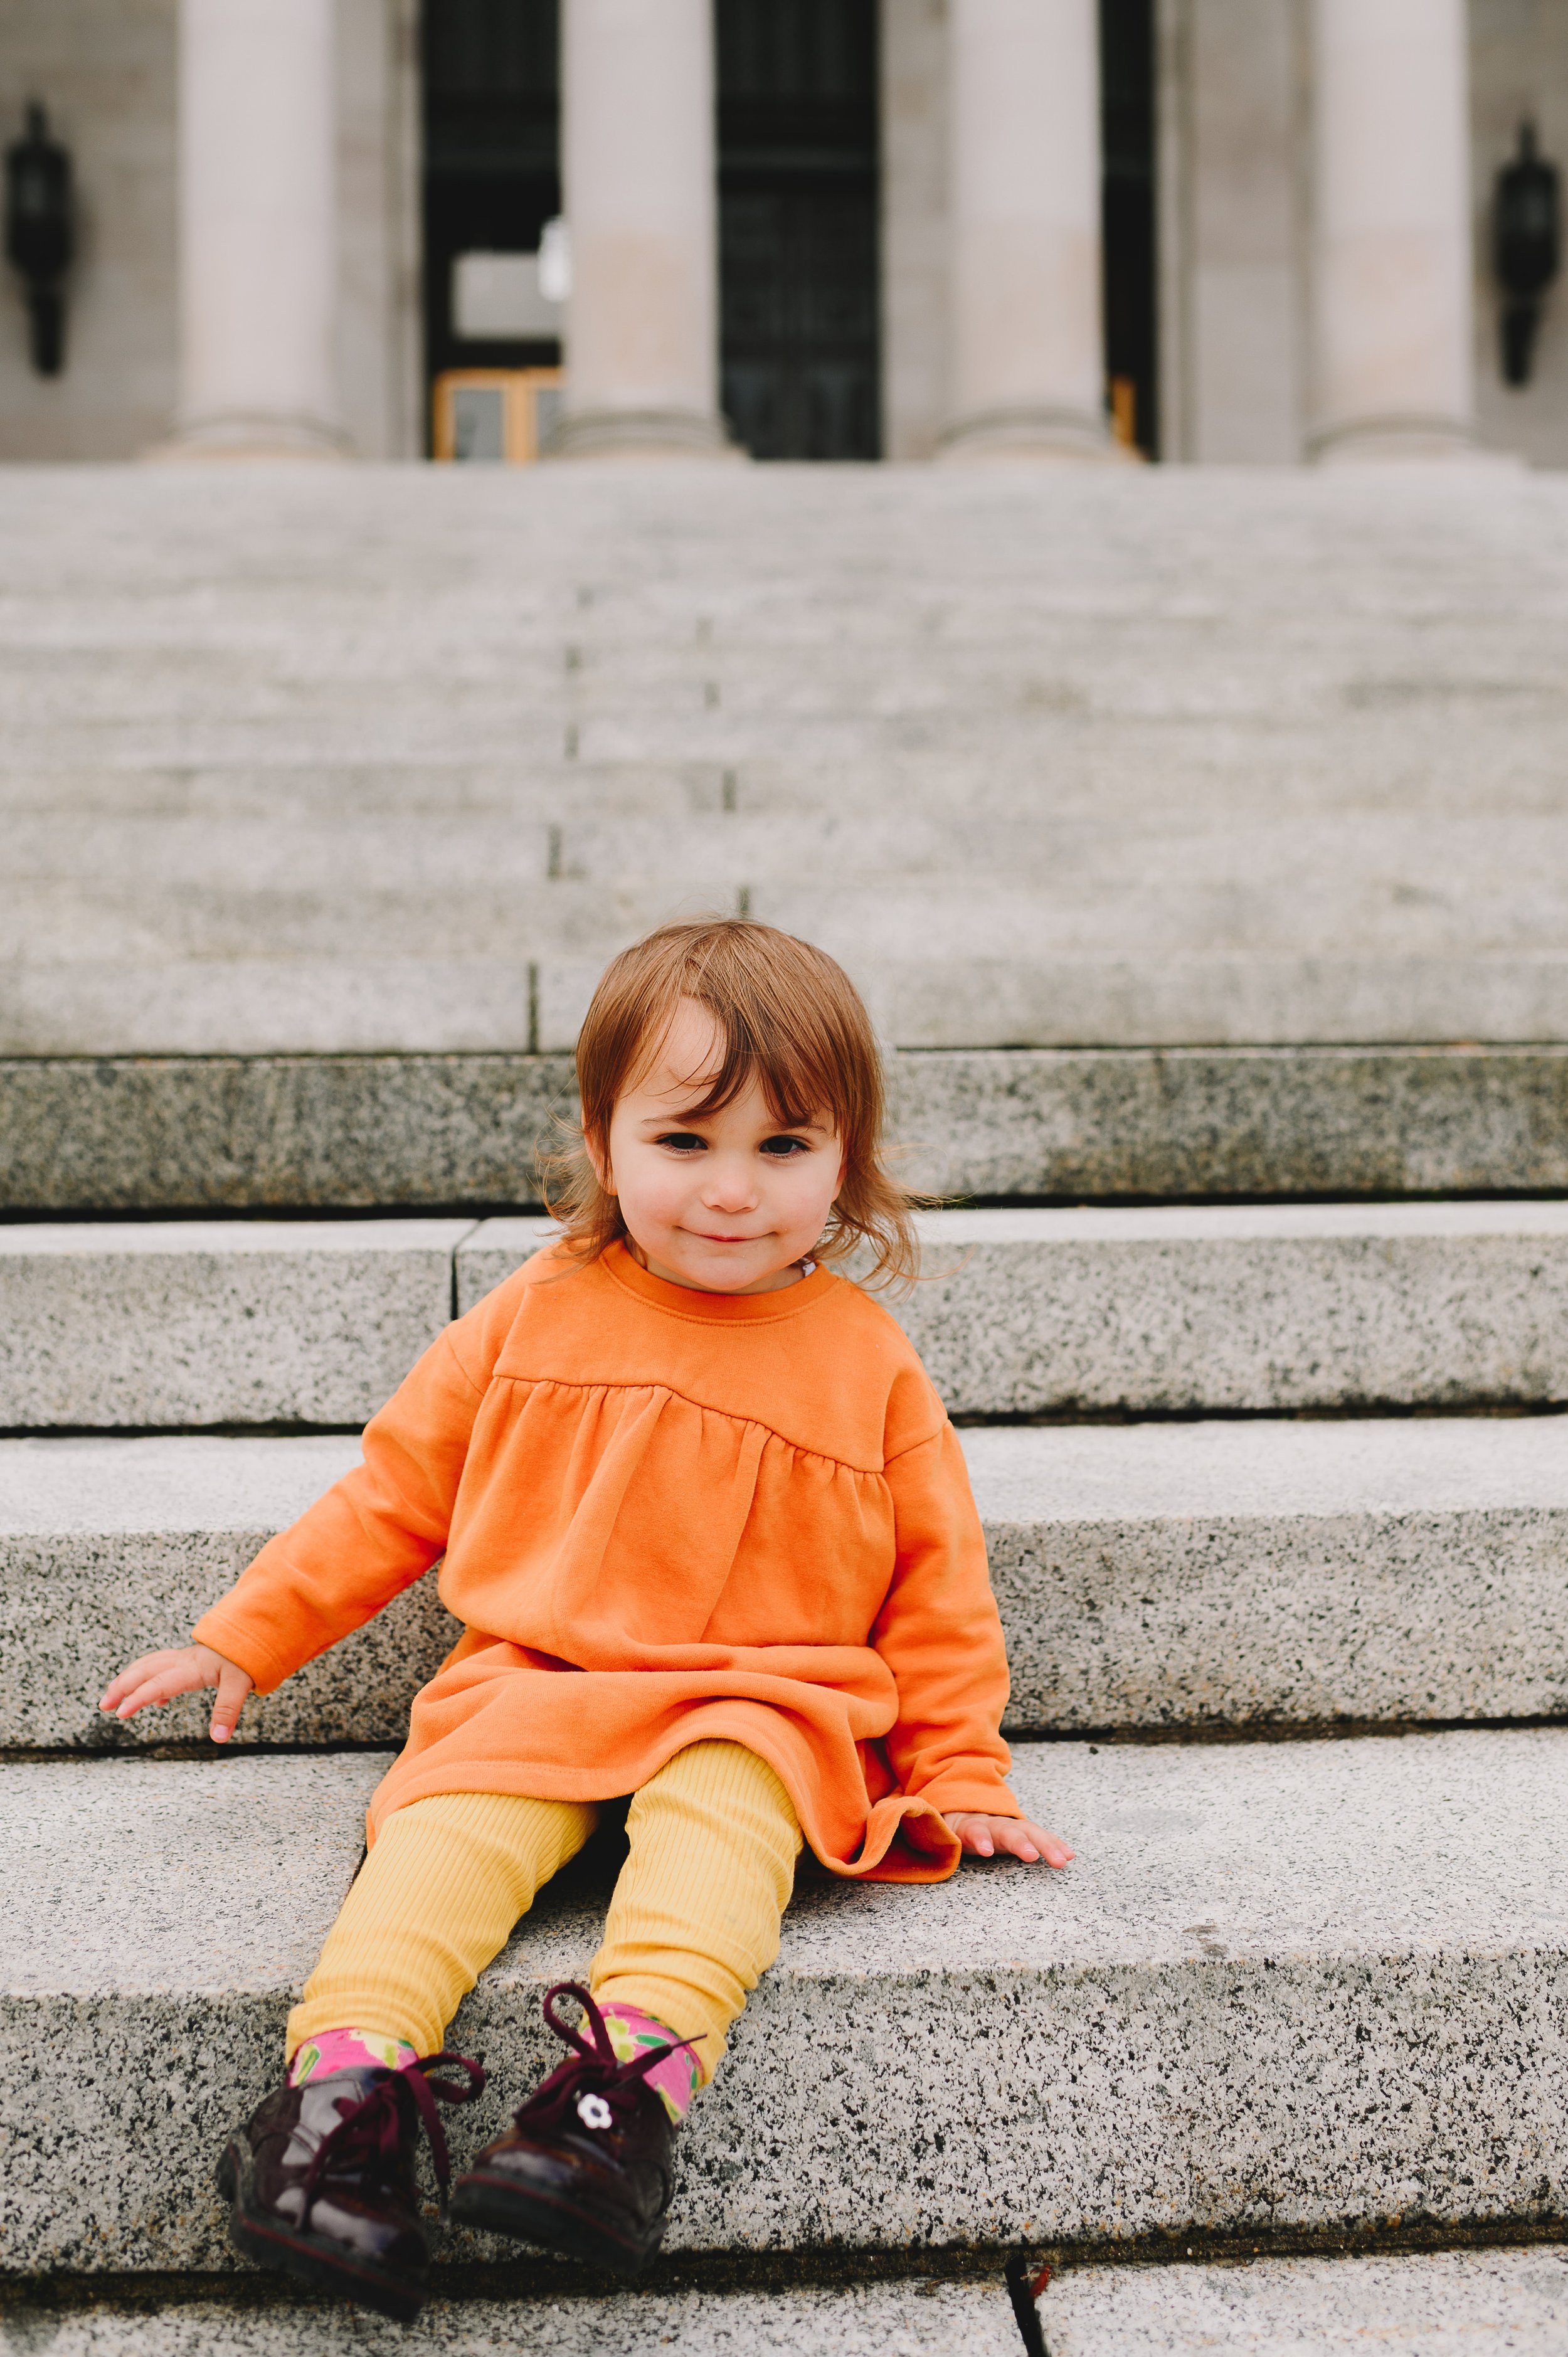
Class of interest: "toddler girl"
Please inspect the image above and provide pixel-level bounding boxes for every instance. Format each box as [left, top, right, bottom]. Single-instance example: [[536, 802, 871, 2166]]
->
[[102, 918, 1070, 2323]]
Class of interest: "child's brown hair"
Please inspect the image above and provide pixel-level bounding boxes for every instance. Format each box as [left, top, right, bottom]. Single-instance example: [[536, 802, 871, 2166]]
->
[[541, 919, 921, 1289]]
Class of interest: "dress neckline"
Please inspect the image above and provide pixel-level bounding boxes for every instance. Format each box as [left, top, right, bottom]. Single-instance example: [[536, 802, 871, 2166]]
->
[[602, 1241, 839, 1324]]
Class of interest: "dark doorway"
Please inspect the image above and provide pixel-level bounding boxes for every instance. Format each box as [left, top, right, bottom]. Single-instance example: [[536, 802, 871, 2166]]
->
[[421, 0, 561, 423], [716, 0, 881, 460], [1099, 0, 1159, 457]]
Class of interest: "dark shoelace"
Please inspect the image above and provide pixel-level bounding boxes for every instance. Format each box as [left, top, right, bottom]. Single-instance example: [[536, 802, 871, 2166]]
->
[[511, 1980, 701, 2139], [301, 2051, 486, 2229]]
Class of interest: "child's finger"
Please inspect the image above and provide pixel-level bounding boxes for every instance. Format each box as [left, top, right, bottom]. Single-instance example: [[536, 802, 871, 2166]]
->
[[990, 1819, 1074, 1868], [209, 1663, 252, 1745], [111, 1677, 180, 1720], [100, 1654, 174, 1710], [1019, 1823, 1074, 1868], [112, 1665, 199, 1719]]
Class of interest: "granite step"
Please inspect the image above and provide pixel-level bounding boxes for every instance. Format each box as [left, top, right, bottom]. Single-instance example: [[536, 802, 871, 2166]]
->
[[1034, 2243, 1568, 2357], [460, 1203, 1568, 1418], [4, 2247, 1565, 2357], [9, 1045, 1568, 1219], [0, 2280, 1024, 2356], [8, 465, 1568, 1060], [0, 1220, 473, 1432], [21, 946, 1568, 1058], [8, 1418, 1568, 1750], [4, 1730, 1565, 2272], [13, 1204, 1568, 1432]]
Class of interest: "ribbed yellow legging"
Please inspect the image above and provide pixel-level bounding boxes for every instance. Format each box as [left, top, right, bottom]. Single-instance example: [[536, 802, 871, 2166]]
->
[[286, 1741, 803, 2088]]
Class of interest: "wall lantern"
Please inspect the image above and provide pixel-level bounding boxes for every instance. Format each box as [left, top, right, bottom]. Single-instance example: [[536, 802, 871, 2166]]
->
[[5, 102, 75, 377], [1493, 120, 1560, 388]]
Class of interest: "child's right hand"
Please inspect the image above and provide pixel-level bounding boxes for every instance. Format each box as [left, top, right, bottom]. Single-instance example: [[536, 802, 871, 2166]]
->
[[100, 1643, 255, 1744]]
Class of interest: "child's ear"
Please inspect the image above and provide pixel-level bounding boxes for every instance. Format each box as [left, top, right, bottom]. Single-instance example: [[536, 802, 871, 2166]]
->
[[584, 1128, 615, 1195]]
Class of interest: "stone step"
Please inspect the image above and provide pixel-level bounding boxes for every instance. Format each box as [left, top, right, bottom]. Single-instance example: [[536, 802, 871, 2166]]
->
[[13, 1204, 1568, 1431], [0, 760, 731, 820], [11, 1045, 1568, 1217], [4, 1730, 1565, 2272], [459, 1204, 1568, 1417], [0, 1219, 471, 1431], [1036, 2244, 1568, 2356], [8, 1419, 1567, 1749], [7, 465, 1568, 1059], [18, 948, 1568, 1058], [0, 2280, 1024, 2355], [4, 2247, 1564, 2356]]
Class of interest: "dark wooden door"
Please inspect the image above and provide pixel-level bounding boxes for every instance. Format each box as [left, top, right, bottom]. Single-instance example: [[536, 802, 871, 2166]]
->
[[421, 0, 561, 403], [1100, 0, 1159, 457], [718, 0, 881, 460]]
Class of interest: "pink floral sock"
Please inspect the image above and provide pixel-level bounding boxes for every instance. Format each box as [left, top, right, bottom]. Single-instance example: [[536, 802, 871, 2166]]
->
[[600, 2001, 703, 2122], [289, 2026, 418, 2086]]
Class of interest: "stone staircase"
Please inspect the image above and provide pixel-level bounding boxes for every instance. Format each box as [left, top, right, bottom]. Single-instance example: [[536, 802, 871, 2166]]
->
[[4, 463, 1568, 2354]]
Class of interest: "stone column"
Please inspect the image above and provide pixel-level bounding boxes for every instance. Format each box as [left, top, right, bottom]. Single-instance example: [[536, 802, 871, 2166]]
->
[[553, 0, 731, 458], [159, 0, 347, 458], [941, 0, 1113, 459], [1308, 0, 1476, 460]]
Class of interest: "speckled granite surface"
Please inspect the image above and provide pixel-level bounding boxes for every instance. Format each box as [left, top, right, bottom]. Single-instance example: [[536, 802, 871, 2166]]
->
[[455, 1203, 1568, 1415], [1037, 2243, 1568, 2355], [13, 1201, 1568, 1434], [14, 1419, 1568, 1746], [893, 1203, 1568, 1417], [3, 1734, 1566, 2272], [0, 2280, 1020, 2354], [0, 1223, 472, 1431], [14, 1047, 1568, 1217], [0, 1436, 455, 1747], [967, 1416, 1568, 1729]]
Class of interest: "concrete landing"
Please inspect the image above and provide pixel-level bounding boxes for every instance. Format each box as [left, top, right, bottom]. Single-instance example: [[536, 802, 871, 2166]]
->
[[4, 1734, 1567, 2270]]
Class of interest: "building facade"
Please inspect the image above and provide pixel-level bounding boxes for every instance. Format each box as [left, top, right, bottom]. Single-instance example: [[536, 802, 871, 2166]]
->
[[0, 0, 1563, 467]]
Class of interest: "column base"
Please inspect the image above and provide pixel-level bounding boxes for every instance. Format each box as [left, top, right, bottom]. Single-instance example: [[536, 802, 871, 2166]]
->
[[545, 406, 743, 462], [1308, 414, 1508, 466], [936, 406, 1130, 463], [143, 411, 353, 463]]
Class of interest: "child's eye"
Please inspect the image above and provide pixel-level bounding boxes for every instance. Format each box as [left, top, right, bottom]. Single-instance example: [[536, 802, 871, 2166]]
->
[[654, 1131, 707, 1152], [760, 1135, 811, 1157]]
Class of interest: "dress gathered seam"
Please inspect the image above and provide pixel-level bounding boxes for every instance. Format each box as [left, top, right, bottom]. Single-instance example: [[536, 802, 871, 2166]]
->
[[482, 1369, 893, 1477]]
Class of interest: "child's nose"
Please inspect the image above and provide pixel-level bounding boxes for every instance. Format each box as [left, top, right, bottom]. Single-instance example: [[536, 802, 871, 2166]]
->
[[703, 1161, 758, 1210]]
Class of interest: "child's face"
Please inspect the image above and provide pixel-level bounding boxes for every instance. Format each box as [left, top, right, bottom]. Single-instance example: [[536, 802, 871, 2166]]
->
[[596, 998, 846, 1295]]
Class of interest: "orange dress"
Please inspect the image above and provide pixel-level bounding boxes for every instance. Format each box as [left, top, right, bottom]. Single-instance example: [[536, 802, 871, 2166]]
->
[[194, 1243, 1021, 1882]]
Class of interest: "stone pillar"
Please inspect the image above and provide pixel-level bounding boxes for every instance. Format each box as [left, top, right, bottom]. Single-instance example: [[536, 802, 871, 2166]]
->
[[553, 0, 731, 458], [160, 0, 347, 458], [941, 0, 1113, 459], [1308, 0, 1476, 460]]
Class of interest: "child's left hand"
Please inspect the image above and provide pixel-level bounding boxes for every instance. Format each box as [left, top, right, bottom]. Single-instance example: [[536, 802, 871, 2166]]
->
[[944, 1812, 1073, 1867]]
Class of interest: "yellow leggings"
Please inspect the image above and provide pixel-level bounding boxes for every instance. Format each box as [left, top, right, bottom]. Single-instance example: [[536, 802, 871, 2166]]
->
[[286, 1741, 803, 2088]]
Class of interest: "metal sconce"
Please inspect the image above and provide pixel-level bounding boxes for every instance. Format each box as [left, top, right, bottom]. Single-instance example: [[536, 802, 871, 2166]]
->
[[1493, 120, 1560, 388], [5, 102, 75, 376]]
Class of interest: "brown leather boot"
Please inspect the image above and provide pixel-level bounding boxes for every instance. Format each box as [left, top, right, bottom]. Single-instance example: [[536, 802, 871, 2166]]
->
[[449, 1982, 693, 2275], [217, 2050, 484, 2321]]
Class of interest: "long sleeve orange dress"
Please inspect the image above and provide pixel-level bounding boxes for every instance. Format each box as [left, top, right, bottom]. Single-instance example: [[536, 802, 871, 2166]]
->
[[194, 1242, 1022, 1882]]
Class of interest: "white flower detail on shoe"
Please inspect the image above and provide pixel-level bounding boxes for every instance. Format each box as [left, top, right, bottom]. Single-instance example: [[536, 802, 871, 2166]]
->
[[576, 2091, 613, 2131]]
